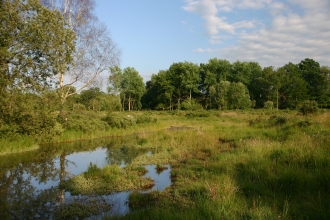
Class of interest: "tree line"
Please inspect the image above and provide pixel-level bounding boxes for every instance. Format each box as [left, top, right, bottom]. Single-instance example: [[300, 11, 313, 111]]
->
[[141, 58, 330, 111]]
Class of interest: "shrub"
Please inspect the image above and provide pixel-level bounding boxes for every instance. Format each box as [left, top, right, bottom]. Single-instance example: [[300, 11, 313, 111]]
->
[[64, 111, 110, 132], [185, 110, 210, 118], [264, 101, 274, 109], [269, 115, 287, 126], [299, 100, 318, 115], [181, 99, 202, 110], [136, 113, 157, 124], [103, 113, 136, 129]]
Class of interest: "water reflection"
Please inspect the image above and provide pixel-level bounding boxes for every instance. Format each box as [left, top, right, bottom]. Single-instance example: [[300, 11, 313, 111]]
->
[[0, 138, 171, 219]]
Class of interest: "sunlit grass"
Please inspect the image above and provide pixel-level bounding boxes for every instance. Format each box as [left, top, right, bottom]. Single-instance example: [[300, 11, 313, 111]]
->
[[2, 109, 330, 219], [60, 163, 154, 195], [102, 109, 330, 219], [0, 136, 38, 155]]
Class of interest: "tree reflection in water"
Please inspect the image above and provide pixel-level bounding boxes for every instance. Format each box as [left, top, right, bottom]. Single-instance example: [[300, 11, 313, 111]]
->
[[0, 137, 154, 219]]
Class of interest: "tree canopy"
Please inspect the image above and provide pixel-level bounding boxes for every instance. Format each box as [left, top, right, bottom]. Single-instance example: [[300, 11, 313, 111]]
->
[[0, 0, 75, 136]]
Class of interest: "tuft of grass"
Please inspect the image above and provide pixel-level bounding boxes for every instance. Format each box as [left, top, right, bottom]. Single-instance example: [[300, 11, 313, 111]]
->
[[60, 164, 154, 195]]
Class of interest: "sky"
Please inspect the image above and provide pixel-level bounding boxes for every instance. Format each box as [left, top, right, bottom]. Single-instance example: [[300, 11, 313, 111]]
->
[[95, 0, 330, 82]]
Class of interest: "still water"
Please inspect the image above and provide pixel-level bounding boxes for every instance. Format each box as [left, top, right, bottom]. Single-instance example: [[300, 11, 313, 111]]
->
[[0, 138, 172, 219]]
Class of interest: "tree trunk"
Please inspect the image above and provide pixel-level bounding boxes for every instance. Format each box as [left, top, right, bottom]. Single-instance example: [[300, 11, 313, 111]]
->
[[128, 95, 131, 111], [276, 89, 279, 110]]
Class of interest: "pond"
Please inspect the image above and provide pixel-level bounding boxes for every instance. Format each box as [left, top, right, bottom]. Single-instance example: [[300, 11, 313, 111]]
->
[[0, 137, 172, 219]]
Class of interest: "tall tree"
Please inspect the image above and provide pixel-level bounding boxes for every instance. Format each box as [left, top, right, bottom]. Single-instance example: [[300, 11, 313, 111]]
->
[[229, 61, 251, 85], [120, 67, 146, 111], [279, 62, 308, 109], [168, 61, 200, 109], [108, 66, 123, 110], [0, 0, 75, 125], [247, 61, 263, 107], [41, 0, 121, 106], [199, 59, 231, 108], [227, 82, 251, 110], [299, 58, 328, 107]]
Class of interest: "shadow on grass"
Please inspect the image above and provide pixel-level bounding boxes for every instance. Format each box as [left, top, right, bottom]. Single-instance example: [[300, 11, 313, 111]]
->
[[233, 153, 330, 219]]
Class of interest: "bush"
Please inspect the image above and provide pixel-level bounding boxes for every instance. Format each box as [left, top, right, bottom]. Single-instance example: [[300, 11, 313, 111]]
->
[[264, 101, 274, 109], [269, 115, 287, 126], [180, 99, 202, 110], [136, 113, 157, 124], [299, 100, 318, 115], [103, 113, 136, 129], [64, 111, 110, 132], [103, 112, 157, 128]]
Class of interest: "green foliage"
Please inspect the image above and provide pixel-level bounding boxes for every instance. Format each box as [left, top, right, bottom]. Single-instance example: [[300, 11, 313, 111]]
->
[[0, 0, 75, 90], [264, 101, 274, 109], [299, 100, 318, 115], [103, 113, 157, 129], [15, 111, 63, 142], [64, 111, 110, 132], [269, 115, 288, 126], [136, 113, 157, 124], [180, 99, 202, 110], [110, 67, 146, 111], [142, 58, 329, 110], [227, 82, 251, 109], [103, 113, 136, 129]]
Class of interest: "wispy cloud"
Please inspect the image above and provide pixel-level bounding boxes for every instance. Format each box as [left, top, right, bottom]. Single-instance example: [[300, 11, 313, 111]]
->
[[184, 0, 330, 66], [193, 48, 214, 53]]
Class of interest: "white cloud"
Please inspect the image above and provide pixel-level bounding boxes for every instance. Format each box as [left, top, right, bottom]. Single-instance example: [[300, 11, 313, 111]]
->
[[236, 0, 272, 10], [183, 0, 261, 37], [183, 0, 330, 66], [194, 48, 213, 53]]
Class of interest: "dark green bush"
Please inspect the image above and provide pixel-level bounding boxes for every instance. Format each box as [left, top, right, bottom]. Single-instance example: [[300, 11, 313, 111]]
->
[[185, 110, 210, 118], [297, 120, 311, 128], [299, 100, 318, 115], [102, 114, 136, 129], [269, 115, 288, 126], [103, 113, 157, 129], [64, 111, 110, 132]]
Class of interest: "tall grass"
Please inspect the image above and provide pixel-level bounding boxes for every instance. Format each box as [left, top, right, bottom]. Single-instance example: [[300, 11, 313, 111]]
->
[[103, 110, 330, 219], [0, 136, 38, 155]]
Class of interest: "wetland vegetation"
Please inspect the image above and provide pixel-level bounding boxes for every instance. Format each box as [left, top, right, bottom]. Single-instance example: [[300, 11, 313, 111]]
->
[[2, 1, 330, 219], [1, 110, 330, 219]]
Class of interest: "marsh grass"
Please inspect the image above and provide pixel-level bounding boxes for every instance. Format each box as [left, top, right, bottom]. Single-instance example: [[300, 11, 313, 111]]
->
[[0, 136, 38, 155], [2, 109, 330, 219], [60, 163, 154, 195], [102, 110, 330, 219], [53, 197, 111, 220]]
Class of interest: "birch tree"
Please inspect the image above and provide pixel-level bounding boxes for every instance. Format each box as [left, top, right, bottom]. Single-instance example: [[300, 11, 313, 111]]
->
[[41, 0, 121, 106]]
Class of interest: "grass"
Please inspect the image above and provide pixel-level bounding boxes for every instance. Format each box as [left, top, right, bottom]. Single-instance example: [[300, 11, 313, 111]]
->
[[0, 136, 39, 155], [101, 110, 330, 219], [2, 109, 330, 219], [60, 163, 154, 195]]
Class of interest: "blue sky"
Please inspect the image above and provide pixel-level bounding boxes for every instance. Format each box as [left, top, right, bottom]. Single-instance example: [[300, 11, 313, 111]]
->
[[95, 0, 330, 82]]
